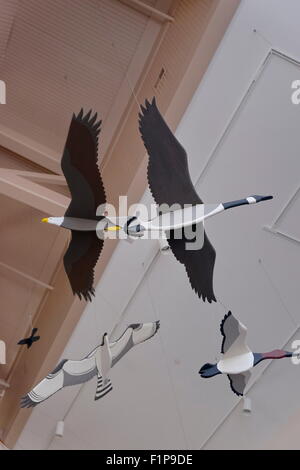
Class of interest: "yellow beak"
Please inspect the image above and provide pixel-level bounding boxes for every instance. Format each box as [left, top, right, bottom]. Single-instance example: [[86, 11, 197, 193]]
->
[[42, 218, 48, 223], [105, 225, 121, 231]]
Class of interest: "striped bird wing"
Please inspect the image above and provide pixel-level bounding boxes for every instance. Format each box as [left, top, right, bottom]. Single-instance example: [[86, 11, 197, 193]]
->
[[110, 321, 160, 368], [220, 311, 250, 356], [130, 321, 160, 345], [63, 230, 104, 301], [21, 369, 65, 408], [21, 357, 98, 408], [110, 328, 133, 367], [61, 110, 106, 219], [227, 371, 251, 397]]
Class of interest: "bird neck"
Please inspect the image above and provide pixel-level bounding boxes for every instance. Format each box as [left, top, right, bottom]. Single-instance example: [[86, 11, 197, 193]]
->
[[253, 350, 293, 365], [222, 195, 272, 211], [222, 198, 250, 210]]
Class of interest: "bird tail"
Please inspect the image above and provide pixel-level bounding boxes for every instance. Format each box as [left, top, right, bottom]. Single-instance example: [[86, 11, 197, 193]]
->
[[199, 363, 216, 378], [94, 374, 113, 401]]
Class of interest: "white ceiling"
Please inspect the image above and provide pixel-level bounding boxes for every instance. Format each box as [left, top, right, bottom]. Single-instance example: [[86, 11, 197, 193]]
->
[[16, 0, 300, 450]]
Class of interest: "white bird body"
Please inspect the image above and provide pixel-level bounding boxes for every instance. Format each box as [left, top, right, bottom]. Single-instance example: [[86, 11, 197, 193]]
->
[[107, 197, 268, 235], [217, 352, 254, 375]]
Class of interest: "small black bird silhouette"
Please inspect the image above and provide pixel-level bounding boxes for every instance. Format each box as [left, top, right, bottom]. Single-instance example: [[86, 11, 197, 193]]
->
[[18, 328, 40, 349]]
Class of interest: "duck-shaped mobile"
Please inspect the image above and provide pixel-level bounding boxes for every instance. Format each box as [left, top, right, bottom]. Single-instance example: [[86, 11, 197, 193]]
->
[[199, 311, 297, 396]]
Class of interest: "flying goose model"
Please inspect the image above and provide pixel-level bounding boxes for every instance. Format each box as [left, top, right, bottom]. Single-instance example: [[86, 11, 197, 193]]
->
[[42, 109, 217, 301], [21, 321, 160, 407], [138, 97, 273, 302], [199, 311, 295, 396]]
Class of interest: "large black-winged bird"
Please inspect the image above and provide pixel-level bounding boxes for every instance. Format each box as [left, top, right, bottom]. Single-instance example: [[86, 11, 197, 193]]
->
[[138, 98, 272, 302], [42, 110, 107, 301]]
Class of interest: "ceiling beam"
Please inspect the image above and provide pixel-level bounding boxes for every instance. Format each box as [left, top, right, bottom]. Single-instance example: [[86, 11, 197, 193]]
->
[[117, 0, 174, 23], [0, 125, 61, 174], [16, 172, 66, 185], [0, 169, 68, 215], [0, 261, 53, 291]]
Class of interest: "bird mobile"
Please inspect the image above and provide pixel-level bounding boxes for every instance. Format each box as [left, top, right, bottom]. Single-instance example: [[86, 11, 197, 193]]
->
[[138, 97, 273, 302], [199, 312, 296, 396], [21, 321, 160, 407], [42, 103, 272, 303], [17, 328, 40, 349], [22, 97, 279, 420]]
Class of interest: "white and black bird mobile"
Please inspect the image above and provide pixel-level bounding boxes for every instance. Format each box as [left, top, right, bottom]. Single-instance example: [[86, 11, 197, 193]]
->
[[138, 97, 273, 303], [199, 311, 296, 396], [21, 321, 160, 407], [41, 110, 107, 301]]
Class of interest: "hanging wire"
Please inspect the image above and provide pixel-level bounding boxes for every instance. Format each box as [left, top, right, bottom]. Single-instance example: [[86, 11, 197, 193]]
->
[[217, 298, 230, 314], [258, 257, 298, 328], [145, 274, 190, 450], [15, 207, 36, 343], [252, 28, 273, 48], [7, 207, 36, 382], [111, 41, 141, 110]]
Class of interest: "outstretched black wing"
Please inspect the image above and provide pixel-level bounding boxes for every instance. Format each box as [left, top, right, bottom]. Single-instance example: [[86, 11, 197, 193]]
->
[[31, 336, 40, 343], [139, 97, 200, 207], [63, 230, 104, 301], [139, 97, 216, 302], [167, 230, 216, 302], [61, 109, 106, 219]]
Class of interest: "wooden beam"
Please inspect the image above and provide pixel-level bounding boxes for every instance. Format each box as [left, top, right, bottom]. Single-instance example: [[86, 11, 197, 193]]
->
[[0, 169, 68, 215], [17, 172, 66, 186], [118, 0, 174, 23], [0, 125, 61, 174], [0, 261, 53, 291]]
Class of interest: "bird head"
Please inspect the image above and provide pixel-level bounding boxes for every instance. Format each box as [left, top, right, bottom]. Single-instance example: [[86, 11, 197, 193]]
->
[[249, 195, 273, 204], [104, 223, 122, 232], [42, 217, 64, 226], [100, 333, 110, 347], [126, 223, 145, 237]]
